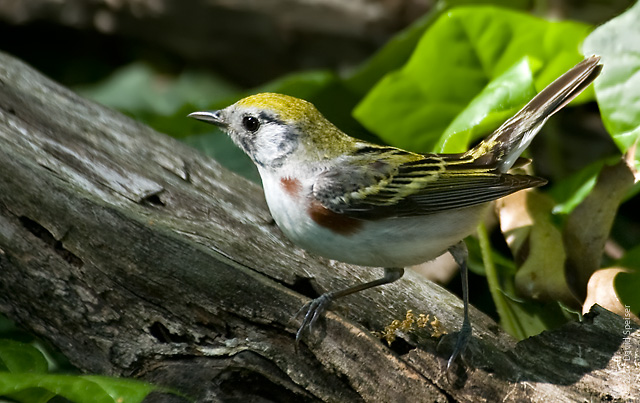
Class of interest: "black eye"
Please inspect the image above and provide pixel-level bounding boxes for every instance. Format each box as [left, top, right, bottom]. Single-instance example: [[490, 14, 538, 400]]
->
[[242, 115, 260, 132]]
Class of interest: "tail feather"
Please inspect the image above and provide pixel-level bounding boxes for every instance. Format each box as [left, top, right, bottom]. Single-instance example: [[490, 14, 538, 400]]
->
[[467, 56, 603, 172]]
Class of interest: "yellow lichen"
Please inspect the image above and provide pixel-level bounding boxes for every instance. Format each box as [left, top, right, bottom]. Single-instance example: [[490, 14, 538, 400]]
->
[[373, 310, 447, 346], [429, 316, 446, 338]]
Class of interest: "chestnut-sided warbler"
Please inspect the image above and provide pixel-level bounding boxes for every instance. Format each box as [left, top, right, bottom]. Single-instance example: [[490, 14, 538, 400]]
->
[[189, 56, 601, 370]]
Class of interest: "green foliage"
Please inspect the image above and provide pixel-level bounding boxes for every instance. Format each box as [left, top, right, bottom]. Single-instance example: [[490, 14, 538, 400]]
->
[[478, 223, 572, 339], [548, 158, 607, 215], [347, 2, 639, 335], [0, 373, 156, 403], [435, 56, 538, 153], [0, 339, 170, 403], [345, 0, 534, 95], [563, 3, 640, 320], [353, 6, 591, 152], [583, 1, 640, 153]]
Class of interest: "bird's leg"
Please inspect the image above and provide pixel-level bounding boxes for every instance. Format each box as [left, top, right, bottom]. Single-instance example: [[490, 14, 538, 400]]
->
[[447, 241, 472, 371], [295, 267, 405, 342]]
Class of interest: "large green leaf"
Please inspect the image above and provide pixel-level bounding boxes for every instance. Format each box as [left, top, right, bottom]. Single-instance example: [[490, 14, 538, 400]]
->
[[354, 6, 591, 152], [477, 223, 570, 339], [0, 373, 156, 403], [549, 158, 609, 215], [436, 56, 538, 152], [0, 340, 168, 403], [345, 0, 534, 95], [547, 0, 640, 218], [345, 7, 444, 96], [583, 1, 640, 153]]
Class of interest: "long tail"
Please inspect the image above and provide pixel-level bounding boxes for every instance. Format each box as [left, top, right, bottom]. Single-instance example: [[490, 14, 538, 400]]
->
[[466, 56, 602, 172]]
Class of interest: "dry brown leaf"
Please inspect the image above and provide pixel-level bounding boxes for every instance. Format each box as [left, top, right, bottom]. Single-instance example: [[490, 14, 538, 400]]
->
[[583, 267, 640, 324]]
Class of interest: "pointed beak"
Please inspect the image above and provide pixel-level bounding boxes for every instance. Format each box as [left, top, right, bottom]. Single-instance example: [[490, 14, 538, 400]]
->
[[188, 110, 227, 128]]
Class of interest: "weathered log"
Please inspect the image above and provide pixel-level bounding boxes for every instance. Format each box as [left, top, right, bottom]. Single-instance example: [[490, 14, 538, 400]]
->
[[0, 51, 638, 402]]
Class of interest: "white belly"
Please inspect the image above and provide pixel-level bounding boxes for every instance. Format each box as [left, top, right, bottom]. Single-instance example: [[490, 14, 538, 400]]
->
[[261, 171, 488, 268]]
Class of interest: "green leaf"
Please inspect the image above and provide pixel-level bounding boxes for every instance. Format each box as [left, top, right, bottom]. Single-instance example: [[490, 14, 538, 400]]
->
[[345, 9, 444, 96], [615, 270, 640, 315], [0, 373, 156, 403], [0, 340, 48, 374], [5, 388, 55, 403], [549, 155, 640, 216], [549, 159, 606, 215], [436, 56, 538, 152], [345, 0, 535, 95], [354, 6, 591, 152], [83, 375, 158, 403], [478, 223, 571, 339], [583, 1, 640, 153]]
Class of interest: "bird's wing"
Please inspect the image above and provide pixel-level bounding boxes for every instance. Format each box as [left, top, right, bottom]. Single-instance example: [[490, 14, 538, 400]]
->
[[312, 154, 546, 220]]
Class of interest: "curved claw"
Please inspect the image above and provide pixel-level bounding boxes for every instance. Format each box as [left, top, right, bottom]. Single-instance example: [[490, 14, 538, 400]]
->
[[446, 319, 472, 373], [295, 292, 335, 342], [293, 268, 405, 344]]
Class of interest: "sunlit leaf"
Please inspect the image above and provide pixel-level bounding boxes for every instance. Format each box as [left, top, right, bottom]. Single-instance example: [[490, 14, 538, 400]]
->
[[83, 375, 160, 403], [549, 159, 605, 215], [583, 1, 640, 153], [345, 8, 443, 96], [354, 6, 591, 152], [583, 268, 640, 324], [436, 56, 538, 152], [347, 0, 534, 95], [257, 70, 338, 101], [0, 373, 156, 403]]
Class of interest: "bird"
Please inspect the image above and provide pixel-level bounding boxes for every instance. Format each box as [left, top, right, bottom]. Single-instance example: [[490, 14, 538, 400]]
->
[[188, 55, 602, 370]]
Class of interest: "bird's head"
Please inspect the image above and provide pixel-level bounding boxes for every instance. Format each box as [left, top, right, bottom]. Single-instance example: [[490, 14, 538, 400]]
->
[[189, 93, 349, 169]]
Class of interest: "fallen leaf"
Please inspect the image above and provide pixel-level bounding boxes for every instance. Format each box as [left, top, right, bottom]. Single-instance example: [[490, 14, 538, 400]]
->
[[583, 267, 640, 324]]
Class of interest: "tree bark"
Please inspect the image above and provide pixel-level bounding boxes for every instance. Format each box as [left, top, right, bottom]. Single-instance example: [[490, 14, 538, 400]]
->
[[0, 50, 638, 402]]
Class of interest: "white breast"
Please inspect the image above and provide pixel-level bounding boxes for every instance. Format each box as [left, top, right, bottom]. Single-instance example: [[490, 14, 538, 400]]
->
[[259, 169, 488, 268]]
